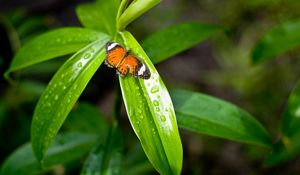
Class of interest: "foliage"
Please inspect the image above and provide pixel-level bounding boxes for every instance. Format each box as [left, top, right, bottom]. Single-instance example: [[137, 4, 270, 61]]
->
[[1, 0, 300, 174]]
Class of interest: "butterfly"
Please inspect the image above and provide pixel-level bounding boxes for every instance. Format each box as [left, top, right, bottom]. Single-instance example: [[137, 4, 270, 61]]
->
[[105, 42, 151, 79]]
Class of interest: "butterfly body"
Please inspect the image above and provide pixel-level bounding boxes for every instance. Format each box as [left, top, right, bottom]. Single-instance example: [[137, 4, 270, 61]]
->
[[105, 42, 150, 79]]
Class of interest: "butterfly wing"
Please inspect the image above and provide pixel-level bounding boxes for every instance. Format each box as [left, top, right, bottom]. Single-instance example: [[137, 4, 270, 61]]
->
[[105, 42, 126, 68], [120, 54, 151, 79]]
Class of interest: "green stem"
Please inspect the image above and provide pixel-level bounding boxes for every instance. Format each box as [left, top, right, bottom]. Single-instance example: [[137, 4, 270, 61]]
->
[[116, 0, 129, 32], [113, 80, 122, 126]]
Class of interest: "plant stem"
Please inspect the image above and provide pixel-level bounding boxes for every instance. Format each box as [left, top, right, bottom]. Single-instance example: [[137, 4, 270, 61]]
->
[[116, 0, 129, 32], [113, 80, 122, 126]]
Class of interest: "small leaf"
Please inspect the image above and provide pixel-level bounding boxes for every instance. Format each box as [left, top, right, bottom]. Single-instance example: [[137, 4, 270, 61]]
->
[[64, 102, 109, 134], [282, 80, 300, 137], [5, 27, 107, 79], [171, 89, 272, 148], [118, 31, 183, 175], [117, 0, 161, 30], [31, 37, 109, 162], [81, 126, 122, 175], [142, 22, 222, 64], [265, 134, 300, 166], [76, 0, 120, 36], [252, 19, 300, 64], [266, 80, 300, 165], [0, 132, 98, 175]]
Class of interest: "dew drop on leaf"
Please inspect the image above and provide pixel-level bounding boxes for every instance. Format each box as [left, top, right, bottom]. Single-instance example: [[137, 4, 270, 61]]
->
[[139, 115, 144, 120], [153, 100, 159, 106], [77, 62, 83, 67], [160, 115, 166, 122], [150, 85, 159, 93], [84, 53, 91, 59], [155, 107, 160, 112], [54, 95, 58, 100]]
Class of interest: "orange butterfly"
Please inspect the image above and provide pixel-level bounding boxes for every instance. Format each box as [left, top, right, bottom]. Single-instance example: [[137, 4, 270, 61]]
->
[[105, 42, 150, 79]]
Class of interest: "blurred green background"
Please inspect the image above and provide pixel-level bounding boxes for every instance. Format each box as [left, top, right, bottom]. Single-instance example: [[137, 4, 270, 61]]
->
[[1, 0, 300, 174]]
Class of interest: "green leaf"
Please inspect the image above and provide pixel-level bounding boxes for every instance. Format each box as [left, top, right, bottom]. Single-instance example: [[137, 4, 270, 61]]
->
[[31, 37, 110, 163], [118, 31, 183, 175], [267, 80, 300, 165], [81, 126, 122, 175], [117, 0, 161, 30], [64, 102, 109, 134], [5, 27, 106, 79], [142, 22, 222, 64], [76, 0, 120, 36], [282, 80, 300, 137], [171, 89, 272, 148], [265, 134, 300, 166], [124, 143, 154, 175], [0, 132, 98, 175], [252, 19, 300, 64]]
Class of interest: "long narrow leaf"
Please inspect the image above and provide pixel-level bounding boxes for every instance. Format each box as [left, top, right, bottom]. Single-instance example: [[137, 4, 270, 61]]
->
[[142, 22, 222, 64], [171, 89, 272, 148], [282, 80, 300, 137], [252, 19, 300, 64], [118, 31, 183, 175], [76, 0, 120, 36], [5, 28, 106, 79], [266, 80, 300, 165], [31, 37, 110, 163], [118, 0, 161, 30], [63, 102, 109, 134], [265, 134, 300, 166], [81, 126, 122, 175], [0, 132, 98, 175]]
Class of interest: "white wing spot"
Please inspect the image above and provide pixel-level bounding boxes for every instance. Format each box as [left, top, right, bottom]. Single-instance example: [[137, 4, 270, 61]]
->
[[138, 64, 146, 75], [107, 42, 118, 51]]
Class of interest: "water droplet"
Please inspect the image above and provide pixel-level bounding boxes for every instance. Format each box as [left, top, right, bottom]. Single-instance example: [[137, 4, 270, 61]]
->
[[77, 62, 83, 67], [46, 102, 51, 107], [135, 86, 140, 90], [151, 85, 159, 93], [54, 95, 58, 100], [89, 48, 95, 53], [165, 108, 169, 112], [53, 83, 57, 88], [137, 109, 142, 114], [147, 83, 150, 86], [139, 115, 144, 120], [56, 38, 61, 42], [137, 92, 141, 96], [63, 86, 67, 90], [153, 100, 159, 106], [135, 121, 140, 125], [44, 95, 49, 99], [160, 115, 166, 122], [155, 107, 160, 112], [84, 53, 91, 59]]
